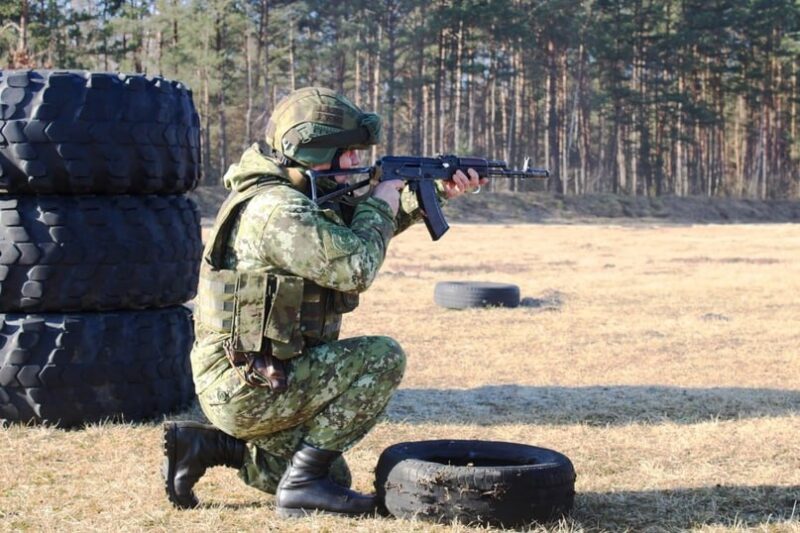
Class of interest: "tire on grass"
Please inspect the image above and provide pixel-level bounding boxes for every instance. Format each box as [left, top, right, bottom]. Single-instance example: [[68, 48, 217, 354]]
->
[[433, 281, 521, 309], [376, 440, 576, 528], [0, 70, 200, 195], [0, 307, 195, 427], [0, 195, 201, 312]]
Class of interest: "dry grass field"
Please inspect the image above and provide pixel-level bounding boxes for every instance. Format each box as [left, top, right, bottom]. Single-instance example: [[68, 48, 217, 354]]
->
[[2, 221, 799, 532]]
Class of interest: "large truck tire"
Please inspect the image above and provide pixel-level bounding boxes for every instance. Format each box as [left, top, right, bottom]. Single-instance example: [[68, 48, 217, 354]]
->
[[0, 70, 200, 195], [433, 281, 521, 309], [376, 439, 576, 527], [0, 195, 201, 312], [0, 307, 195, 427]]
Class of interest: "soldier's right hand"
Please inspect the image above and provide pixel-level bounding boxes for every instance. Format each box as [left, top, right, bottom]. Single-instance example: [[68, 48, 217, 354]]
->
[[373, 180, 405, 216]]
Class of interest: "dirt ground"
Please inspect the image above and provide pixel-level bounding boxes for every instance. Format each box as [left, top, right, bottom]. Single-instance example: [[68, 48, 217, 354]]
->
[[2, 219, 799, 532]]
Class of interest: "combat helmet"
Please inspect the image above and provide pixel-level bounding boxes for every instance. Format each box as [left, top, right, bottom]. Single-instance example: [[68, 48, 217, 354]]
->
[[265, 87, 381, 168]]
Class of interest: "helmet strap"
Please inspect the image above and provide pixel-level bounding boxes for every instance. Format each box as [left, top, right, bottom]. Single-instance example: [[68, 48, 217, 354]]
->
[[276, 152, 295, 166], [258, 140, 293, 167], [329, 148, 345, 172]]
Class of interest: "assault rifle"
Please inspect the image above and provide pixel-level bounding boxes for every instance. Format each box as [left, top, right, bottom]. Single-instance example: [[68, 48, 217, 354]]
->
[[306, 155, 549, 241]]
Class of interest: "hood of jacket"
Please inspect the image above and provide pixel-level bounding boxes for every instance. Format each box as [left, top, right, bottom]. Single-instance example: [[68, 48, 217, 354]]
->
[[222, 143, 349, 201], [222, 143, 298, 192]]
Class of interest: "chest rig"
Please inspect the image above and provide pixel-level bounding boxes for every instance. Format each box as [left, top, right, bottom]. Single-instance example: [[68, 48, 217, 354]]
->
[[194, 179, 359, 362]]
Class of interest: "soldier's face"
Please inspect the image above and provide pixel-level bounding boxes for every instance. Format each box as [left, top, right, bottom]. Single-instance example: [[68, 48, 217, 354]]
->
[[334, 150, 361, 184], [311, 150, 361, 183]]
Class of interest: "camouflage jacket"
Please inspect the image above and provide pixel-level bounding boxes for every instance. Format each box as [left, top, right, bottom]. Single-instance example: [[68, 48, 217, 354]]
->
[[191, 144, 435, 394]]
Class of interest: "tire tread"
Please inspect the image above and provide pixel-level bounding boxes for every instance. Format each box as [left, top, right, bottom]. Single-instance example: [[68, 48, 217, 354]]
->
[[0, 195, 201, 312], [376, 439, 576, 527], [0, 308, 195, 427], [433, 282, 521, 309], [0, 70, 200, 195]]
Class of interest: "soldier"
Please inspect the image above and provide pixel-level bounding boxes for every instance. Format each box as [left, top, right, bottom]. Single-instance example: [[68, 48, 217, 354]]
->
[[162, 87, 484, 517]]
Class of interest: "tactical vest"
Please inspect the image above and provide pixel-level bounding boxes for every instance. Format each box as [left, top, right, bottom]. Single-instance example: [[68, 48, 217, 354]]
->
[[194, 179, 359, 360]]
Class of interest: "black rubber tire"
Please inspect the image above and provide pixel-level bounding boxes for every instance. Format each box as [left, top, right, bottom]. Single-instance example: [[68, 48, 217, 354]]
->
[[433, 281, 521, 309], [0, 307, 195, 427], [376, 439, 576, 528], [0, 195, 201, 312], [0, 70, 200, 195]]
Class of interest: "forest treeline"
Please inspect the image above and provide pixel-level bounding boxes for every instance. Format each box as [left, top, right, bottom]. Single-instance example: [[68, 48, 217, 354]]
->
[[2, 0, 800, 198]]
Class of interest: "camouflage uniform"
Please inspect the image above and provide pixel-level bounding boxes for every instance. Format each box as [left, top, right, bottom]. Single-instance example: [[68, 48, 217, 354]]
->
[[191, 143, 432, 493]]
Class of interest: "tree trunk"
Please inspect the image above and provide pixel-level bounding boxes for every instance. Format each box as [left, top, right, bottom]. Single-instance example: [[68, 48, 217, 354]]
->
[[488, 50, 497, 170], [133, 1, 144, 73], [202, 71, 212, 184], [512, 47, 524, 168], [423, 81, 429, 155], [468, 54, 475, 154], [384, 0, 398, 155], [559, 51, 569, 195], [543, 49, 550, 185], [578, 41, 590, 194], [372, 24, 382, 162], [173, 0, 179, 48], [333, 18, 345, 94], [219, 86, 227, 177], [615, 113, 626, 194], [500, 59, 509, 164], [454, 19, 464, 152], [412, 14, 425, 154], [289, 26, 296, 91], [629, 41, 639, 196], [156, 30, 163, 73], [244, 31, 253, 149], [792, 58, 798, 164], [676, 72, 685, 195], [435, 26, 445, 155], [355, 31, 361, 106], [734, 95, 744, 196], [257, 0, 271, 116], [19, 0, 29, 53], [216, 13, 227, 177], [547, 40, 561, 192]]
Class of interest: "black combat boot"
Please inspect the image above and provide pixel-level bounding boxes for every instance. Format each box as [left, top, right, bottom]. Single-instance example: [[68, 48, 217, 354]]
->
[[162, 421, 246, 509], [276, 442, 377, 517]]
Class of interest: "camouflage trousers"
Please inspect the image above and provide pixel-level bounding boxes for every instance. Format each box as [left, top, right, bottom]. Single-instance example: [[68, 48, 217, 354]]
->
[[197, 335, 406, 494]]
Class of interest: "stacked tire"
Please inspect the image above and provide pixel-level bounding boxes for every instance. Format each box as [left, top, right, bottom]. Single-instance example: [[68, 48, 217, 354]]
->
[[0, 70, 202, 427]]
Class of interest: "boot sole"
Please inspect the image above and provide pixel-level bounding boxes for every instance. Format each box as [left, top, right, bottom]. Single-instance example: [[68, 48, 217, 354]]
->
[[276, 506, 375, 518], [162, 421, 197, 509]]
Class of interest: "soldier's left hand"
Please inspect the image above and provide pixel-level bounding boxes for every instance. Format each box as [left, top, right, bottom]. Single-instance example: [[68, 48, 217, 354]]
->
[[443, 168, 489, 199]]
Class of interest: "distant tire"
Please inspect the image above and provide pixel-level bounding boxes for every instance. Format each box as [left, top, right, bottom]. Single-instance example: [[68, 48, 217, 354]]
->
[[0, 70, 200, 195], [0, 195, 201, 312], [0, 307, 195, 427], [376, 440, 576, 527], [433, 281, 520, 309]]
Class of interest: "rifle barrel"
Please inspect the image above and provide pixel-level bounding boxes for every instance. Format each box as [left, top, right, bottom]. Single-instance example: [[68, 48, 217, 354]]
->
[[487, 169, 550, 178]]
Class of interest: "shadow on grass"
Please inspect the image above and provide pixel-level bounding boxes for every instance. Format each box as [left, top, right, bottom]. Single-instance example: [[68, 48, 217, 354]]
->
[[199, 484, 799, 530], [574, 484, 800, 531], [388, 385, 800, 425]]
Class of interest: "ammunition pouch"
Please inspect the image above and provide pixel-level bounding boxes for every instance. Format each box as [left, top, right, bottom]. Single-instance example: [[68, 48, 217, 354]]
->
[[196, 264, 359, 358], [194, 179, 360, 386]]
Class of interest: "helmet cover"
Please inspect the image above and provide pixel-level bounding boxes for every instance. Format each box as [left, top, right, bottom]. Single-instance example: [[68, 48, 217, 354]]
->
[[265, 87, 381, 167]]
